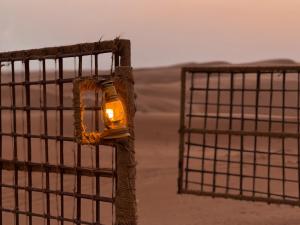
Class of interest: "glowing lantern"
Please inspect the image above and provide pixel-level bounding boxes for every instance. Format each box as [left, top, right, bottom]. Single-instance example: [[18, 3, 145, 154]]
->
[[100, 80, 130, 139], [73, 77, 130, 145]]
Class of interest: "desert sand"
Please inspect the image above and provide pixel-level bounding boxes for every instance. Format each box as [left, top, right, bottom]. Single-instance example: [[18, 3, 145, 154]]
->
[[134, 60, 300, 225], [1, 60, 300, 225]]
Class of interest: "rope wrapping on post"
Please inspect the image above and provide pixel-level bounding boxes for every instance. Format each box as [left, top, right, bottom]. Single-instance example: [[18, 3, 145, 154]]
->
[[114, 66, 137, 225], [73, 77, 102, 145]]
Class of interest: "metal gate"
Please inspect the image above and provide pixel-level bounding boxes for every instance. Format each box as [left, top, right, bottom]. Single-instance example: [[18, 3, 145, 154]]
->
[[0, 39, 137, 225], [178, 65, 300, 206]]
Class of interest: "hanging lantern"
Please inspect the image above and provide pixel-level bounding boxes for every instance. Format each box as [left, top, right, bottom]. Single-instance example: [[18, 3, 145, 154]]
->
[[73, 77, 130, 145], [100, 80, 130, 139]]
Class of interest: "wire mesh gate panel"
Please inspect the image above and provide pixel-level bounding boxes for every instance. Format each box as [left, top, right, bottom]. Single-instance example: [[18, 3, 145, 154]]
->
[[0, 40, 137, 225], [178, 65, 300, 206]]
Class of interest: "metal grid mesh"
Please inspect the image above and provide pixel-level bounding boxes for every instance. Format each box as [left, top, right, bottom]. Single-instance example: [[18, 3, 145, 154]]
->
[[178, 66, 300, 206], [0, 42, 123, 225]]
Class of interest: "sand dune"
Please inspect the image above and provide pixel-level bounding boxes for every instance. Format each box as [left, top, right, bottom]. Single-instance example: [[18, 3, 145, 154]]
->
[[134, 59, 300, 114]]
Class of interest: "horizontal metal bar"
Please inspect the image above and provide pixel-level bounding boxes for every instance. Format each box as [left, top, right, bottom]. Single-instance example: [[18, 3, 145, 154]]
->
[[0, 132, 76, 141], [185, 182, 298, 200], [0, 159, 115, 177], [183, 65, 300, 73], [0, 132, 114, 146], [186, 142, 299, 157], [180, 189, 300, 207], [188, 114, 299, 125], [0, 74, 111, 86], [0, 39, 126, 61], [0, 208, 105, 225], [184, 128, 300, 138], [185, 155, 299, 170], [1, 183, 114, 203], [186, 168, 297, 183], [0, 78, 73, 86], [188, 113, 299, 122], [0, 106, 102, 111], [190, 102, 300, 111], [191, 87, 298, 92]]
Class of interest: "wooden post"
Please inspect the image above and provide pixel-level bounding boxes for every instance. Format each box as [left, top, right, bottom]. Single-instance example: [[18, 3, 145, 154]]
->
[[178, 69, 186, 193], [114, 40, 137, 225]]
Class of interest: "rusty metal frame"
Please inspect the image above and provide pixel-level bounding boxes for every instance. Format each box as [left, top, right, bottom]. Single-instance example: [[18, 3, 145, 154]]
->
[[178, 65, 300, 206], [0, 39, 137, 225]]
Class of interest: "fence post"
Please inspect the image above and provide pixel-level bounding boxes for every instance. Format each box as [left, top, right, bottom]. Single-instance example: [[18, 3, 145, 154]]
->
[[114, 40, 137, 225], [178, 68, 186, 194]]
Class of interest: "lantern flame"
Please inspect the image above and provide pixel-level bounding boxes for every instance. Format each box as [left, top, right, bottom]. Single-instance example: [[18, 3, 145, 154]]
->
[[105, 108, 114, 119]]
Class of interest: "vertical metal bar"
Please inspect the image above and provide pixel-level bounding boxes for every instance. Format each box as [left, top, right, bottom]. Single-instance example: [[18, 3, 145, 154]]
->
[[184, 72, 194, 190], [11, 61, 19, 225], [178, 69, 186, 193], [114, 51, 120, 68], [24, 59, 32, 225], [298, 71, 300, 200], [94, 54, 101, 224], [282, 71, 286, 199], [212, 73, 221, 193], [239, 73, 245, 196], [42, 59, 51, 225], [267, 72, 274, 201], [200, 72, 210, 192], [0, 62, 2, 225], [95, 54, 98, 76], [226, 72, 234, 194], [58, 58, 64, 225], [253, 71, 261, 197], [76, 56, 82, 224]]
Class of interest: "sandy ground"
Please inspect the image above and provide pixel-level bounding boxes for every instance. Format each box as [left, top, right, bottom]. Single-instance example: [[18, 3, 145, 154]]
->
[[135, 113, 300, 225]]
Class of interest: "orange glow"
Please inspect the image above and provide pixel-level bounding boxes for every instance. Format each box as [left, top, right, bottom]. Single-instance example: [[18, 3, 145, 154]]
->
[[104, 99, 127, 129]]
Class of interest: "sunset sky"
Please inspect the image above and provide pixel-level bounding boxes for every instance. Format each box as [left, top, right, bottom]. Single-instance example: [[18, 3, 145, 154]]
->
[[1, 0, 300, 67]]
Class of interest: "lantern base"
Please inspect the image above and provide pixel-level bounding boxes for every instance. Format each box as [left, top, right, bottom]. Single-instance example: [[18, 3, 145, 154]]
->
[[100, 128, 130, 139]]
